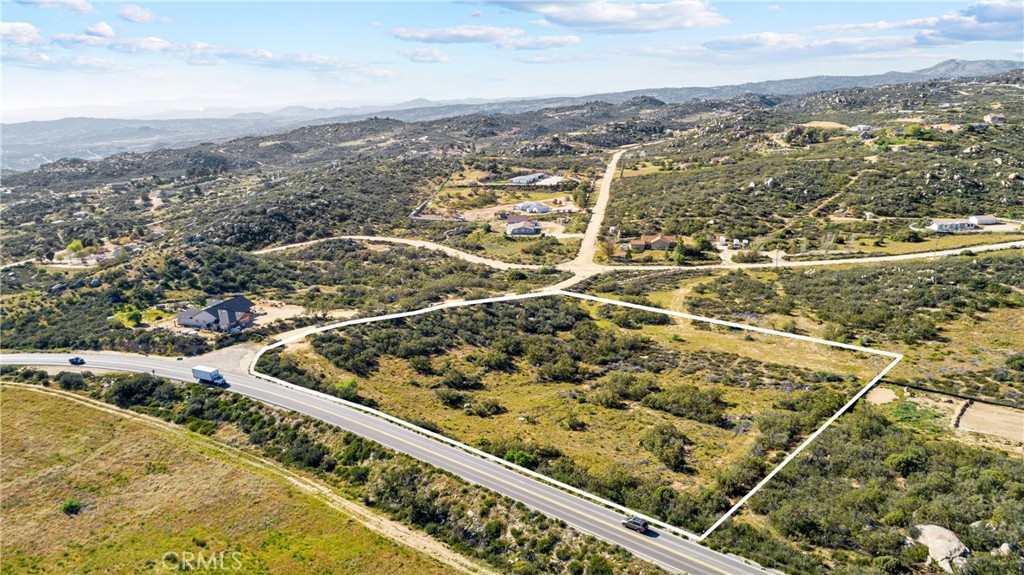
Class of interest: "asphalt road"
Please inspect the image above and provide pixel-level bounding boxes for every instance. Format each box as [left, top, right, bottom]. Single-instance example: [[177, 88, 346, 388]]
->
[[1, 352, 771, 575]]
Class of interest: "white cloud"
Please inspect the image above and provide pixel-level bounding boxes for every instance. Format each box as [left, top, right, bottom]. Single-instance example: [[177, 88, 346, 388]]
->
[[815, 0, 1023, 44], [399, 47, 450, 63], [47, 31, 385, 76], [15, 0, 96, 14], [390, 24, 579, 50], [392, 24, 522, 44], [766, 5, 782, 11], [55, 32, 173, 53], [502, 34, 581, 50], [493, 1, 727, 33], [3, 50, 118, 71], [118, 4, 172, 24], [0, 21, 45, 46], [704, 32, 915, 58], [86, 21, 115, 38]]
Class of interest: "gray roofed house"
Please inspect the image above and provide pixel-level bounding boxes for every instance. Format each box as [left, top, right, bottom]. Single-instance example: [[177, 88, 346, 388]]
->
[[515, 201, 552, 214], [177, 295, 256, 332], [506, 220, 541, 235]]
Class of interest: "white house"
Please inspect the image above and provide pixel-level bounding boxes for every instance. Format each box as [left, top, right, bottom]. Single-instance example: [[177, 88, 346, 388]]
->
[[506, 220, 541, 235], [927, 219, 976, 233], [515, 201, 552, 214], [968, 214, 997, 226], [510, 173, 548, 185]]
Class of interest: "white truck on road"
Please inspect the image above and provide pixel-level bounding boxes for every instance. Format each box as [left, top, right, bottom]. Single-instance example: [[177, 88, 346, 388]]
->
[[191, 365, 227, 386]]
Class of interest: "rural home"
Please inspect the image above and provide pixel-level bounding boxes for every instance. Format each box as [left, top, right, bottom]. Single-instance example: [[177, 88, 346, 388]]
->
[[968, 214, 997, 225], [628, 239, 648, 252], [927, 218, 976, 233], [629, 235, 678, 252], [515, 201, 552, 214], [510, 173, 548, 185], [177, 295, 256, 332], [983, 114, 1006, 124], [646, 235, 678, 251], [506, 220, 541, 235]]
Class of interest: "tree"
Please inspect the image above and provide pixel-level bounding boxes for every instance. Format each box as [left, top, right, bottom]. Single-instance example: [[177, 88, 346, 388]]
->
[[641, 423, 689, 471], [66, 239, 84, 261], [57, 371, 87, 390], [115, 305, 143, 327], [335, 378, 361, 403], [504, 449, 539, 469], [821, 231, 836, 254]]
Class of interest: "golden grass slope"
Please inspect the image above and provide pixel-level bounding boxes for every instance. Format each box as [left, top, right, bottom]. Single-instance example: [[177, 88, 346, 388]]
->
[[0, 383, 493, 575]]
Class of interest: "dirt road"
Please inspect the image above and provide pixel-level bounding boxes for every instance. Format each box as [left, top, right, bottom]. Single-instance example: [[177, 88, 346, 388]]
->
[[254, 235, 542, 270]]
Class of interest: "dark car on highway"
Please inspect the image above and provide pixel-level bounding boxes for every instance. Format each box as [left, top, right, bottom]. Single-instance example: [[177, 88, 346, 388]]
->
[[621, 517, 648, 533], [68, 356, 85, 365]]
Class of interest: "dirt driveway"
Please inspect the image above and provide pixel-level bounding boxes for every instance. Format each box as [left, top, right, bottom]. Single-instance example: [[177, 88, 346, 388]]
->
[[958, 402, 1024, 451]]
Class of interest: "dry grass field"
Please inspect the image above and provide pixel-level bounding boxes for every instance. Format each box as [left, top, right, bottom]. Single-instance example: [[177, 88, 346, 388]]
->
[[0, 384, 478, 575]]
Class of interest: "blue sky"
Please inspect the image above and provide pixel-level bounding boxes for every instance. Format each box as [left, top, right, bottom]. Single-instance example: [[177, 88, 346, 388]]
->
[[2, 1, 1022, 121]]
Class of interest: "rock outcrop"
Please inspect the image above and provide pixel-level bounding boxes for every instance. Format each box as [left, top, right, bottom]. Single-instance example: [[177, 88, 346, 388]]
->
[[916, 524, 970, 573]]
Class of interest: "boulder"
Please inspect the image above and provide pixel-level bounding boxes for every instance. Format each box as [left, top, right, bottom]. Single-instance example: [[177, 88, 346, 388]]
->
[[991, 543, 1017, 557], [916, 524, 970, 573]]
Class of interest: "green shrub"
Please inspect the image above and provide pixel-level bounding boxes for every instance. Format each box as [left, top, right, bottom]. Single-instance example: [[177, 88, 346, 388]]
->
[[60, 498, 82, 515]]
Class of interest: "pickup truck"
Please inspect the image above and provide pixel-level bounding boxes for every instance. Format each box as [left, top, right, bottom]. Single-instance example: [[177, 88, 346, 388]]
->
[[621, 517, 648, 533], [191, 365, 227, 387]]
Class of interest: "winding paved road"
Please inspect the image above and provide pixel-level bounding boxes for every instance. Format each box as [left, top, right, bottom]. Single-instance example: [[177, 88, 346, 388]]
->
[[0, 352, 769, 575]]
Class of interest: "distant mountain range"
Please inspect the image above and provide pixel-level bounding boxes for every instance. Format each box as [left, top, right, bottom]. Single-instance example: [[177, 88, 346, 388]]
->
[[3, 59, 1021, 172]]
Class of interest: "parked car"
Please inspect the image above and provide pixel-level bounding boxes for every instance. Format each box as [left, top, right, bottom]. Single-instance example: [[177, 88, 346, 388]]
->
[[621, 517, 648, 533], [68, 356, 85, 365]]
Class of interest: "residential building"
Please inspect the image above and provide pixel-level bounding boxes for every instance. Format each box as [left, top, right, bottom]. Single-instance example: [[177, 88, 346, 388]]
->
[[506, 220, 541, 235], [968, 214, 997, 225], [177, 295, 256, 332], [515, 201, 552, 214], [510, 173, 548, 185], [629, 235, 678, 251], [644, 235, 678, 251], [926, 219, 976, 233]]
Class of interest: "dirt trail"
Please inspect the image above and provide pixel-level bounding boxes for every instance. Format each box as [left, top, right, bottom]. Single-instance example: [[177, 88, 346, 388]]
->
[[0, 382, 499, 575]]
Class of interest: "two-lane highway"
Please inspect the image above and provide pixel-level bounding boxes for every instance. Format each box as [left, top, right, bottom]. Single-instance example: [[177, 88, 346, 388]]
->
[[0, 352, 771, 575]]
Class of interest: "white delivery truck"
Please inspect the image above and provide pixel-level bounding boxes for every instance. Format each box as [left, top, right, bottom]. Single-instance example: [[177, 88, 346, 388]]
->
[[191, 365, 227, 386]]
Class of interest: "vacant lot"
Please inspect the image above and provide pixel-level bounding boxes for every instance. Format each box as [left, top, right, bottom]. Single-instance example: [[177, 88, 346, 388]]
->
[[265, 295, 883, 530], [0, 385, 461, 575]]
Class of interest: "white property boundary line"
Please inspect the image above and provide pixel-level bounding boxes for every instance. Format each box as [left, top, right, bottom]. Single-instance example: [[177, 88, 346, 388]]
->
[[249, 289, 902, 543]]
